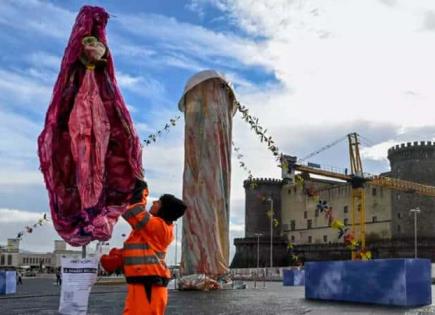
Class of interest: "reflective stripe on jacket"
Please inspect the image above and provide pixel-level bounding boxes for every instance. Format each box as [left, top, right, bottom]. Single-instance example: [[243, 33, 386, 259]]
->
[[122, 203, 173, 280]]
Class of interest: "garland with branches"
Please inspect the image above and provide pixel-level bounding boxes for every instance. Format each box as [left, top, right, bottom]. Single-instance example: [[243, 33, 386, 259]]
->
[[316, 200, 371, 260], [232, 141, 254, 181], [143, 116, 181, 146], [0, 214, 50, 250], [235, 101, 287, 169]]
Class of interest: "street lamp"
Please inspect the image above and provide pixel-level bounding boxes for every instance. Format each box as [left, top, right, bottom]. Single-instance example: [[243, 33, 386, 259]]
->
[[174, 222, 179, 289], [175, 222, 178, 266], [253, 233, 263, 288], [266, 196, 274, 269], [409, 207, 421, 258]]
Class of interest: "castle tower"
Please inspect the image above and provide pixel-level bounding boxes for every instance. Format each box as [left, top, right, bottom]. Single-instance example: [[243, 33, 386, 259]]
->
[[388, 141, 435, 240], [245, 178, 283, 237], [231, 178, 289, 268]]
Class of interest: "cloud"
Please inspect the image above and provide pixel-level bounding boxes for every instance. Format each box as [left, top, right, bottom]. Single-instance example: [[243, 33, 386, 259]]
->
[[361, 139, 398, 162], [114, 12, 270, 70], [0, 69, 52, 111], [0, 0, 74, 39], [0, 110, 41, 156], [230, 223, 245, 232], [203, 0, 435, 129], [0, 208, 56, 253], [117, 71, 167, 102], [422, 10, 435, 31], [0, 208, 43, 223], [378, 0, 398, 7], [0, 110, 43, 186], [26, 52, 61, 71]]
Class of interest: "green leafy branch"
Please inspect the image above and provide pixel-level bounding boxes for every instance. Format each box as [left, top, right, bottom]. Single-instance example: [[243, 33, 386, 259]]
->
[[235, 101, 290, 173], [144, 116, 181, 146], [232, 141, 254, 180], [235, 101, 281, 158]]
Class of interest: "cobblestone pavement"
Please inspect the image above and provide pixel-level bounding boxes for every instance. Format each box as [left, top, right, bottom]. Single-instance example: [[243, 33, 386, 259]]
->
[[1, 278, 435, 315]]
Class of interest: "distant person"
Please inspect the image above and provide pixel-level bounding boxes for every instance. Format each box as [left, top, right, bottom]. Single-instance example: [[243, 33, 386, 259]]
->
[[56, 269, 62, 286], [17, 272, 22, 285]]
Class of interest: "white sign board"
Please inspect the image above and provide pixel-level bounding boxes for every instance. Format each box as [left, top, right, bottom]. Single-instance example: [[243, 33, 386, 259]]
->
[[59, 257, 98, 315]]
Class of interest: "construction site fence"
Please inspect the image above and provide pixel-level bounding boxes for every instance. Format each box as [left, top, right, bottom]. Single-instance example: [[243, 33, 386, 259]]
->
[[230, 267, 303, 281]]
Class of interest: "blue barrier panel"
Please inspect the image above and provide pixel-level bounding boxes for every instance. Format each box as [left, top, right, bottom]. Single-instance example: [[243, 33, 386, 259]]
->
[[0, 271, 16, 295], [283, 269, 305, 286], [305, 259, 431, 306]]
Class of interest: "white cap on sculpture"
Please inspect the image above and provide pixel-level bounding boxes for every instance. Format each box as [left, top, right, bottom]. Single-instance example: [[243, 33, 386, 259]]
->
[[178, 69, 236, 113]]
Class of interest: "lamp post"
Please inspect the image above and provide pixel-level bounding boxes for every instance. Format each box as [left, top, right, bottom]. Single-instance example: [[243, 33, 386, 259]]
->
[[254, 233, 263, 288], [175, 222, 178, 266], [266, 196, 274, 269], [409, 207, 421, 258], [174, 222, 178, 289]]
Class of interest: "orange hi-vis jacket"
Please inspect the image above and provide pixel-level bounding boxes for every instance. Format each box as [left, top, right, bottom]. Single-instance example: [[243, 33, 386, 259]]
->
[[121, 202, 174, 281]]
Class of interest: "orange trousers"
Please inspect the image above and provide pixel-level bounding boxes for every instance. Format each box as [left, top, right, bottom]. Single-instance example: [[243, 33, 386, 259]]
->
[[123, 283, 168, 315]]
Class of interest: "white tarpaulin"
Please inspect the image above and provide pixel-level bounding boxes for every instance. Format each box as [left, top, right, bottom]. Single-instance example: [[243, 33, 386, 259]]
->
[[59, 257, 98, 315]]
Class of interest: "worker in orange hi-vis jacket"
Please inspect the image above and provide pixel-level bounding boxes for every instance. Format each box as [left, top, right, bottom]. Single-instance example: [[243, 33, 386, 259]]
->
[[122, 179, 187, 315]]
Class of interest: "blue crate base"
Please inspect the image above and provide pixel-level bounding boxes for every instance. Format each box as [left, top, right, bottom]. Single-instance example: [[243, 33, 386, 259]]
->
[[0, 271, 16, 295], [283, 269, 305, 286], [305, 259, 431, 306]]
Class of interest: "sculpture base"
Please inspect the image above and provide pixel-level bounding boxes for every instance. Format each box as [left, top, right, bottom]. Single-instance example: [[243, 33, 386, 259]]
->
[[177, 274, 246, 291], [305, 259, 431, 306]]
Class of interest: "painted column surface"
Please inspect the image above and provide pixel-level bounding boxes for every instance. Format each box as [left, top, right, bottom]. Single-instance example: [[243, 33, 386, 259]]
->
[[179, 71, 235, 277]]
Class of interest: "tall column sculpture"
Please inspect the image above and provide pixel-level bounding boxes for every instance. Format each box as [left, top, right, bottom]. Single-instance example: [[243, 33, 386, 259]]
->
[[179, 70, 236, 278]]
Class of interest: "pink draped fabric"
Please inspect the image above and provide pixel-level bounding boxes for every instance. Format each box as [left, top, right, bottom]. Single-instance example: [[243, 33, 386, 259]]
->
[[38, 6, 143, 246], [68, 69, 110, 209]]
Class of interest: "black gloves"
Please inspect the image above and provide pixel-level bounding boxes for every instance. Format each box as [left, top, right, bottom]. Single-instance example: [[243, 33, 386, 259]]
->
[[129, 179, 148, 204]]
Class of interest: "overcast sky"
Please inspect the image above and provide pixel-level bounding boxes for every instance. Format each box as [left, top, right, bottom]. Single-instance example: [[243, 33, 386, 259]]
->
[[1, 0, 435, 262]]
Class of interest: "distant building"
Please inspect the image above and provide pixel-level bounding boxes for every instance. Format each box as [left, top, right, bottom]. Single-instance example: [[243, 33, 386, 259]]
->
[[231, 141, 435, 267], [0, 239, 95, 271]]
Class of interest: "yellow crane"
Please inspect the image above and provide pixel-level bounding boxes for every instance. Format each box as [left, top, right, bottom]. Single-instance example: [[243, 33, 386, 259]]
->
[[284, 132, 435, 259]]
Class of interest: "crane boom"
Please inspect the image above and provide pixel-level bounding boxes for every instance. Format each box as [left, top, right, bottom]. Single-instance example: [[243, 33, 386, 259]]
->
[[294, 164, 350, 181], [369, 175, 435, 197], [292, 163, 435, 197]]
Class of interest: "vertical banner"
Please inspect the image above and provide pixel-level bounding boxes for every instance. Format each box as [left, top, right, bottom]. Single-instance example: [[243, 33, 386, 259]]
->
[[59, 258, 98, 315]]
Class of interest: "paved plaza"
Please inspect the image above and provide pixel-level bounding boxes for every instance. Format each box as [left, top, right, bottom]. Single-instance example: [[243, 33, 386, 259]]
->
[[2, 277, 435, 314]]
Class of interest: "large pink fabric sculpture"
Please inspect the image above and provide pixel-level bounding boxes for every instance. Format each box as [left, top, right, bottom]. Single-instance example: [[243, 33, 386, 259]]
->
[[179, 70, 236, 278], [38, 6, 143, 246]]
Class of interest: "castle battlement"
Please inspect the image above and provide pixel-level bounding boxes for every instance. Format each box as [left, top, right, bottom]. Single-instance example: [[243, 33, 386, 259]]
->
[[243, 177, 282, 188], [388, 141, 435, 157]]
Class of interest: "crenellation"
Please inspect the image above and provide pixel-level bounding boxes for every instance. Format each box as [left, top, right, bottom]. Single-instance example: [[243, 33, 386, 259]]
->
[[243, 177, 282, 187], [388, 141, 435, 161]]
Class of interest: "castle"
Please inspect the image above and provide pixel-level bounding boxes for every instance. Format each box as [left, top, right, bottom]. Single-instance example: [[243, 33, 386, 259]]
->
[[231, 141, 435, 268]]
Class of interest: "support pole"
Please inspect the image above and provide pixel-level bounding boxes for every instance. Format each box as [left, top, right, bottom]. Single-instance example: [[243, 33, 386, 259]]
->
[[268, 197, 274, 268], [410, 207, 421, 258], [254, 233, 263, 289]]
